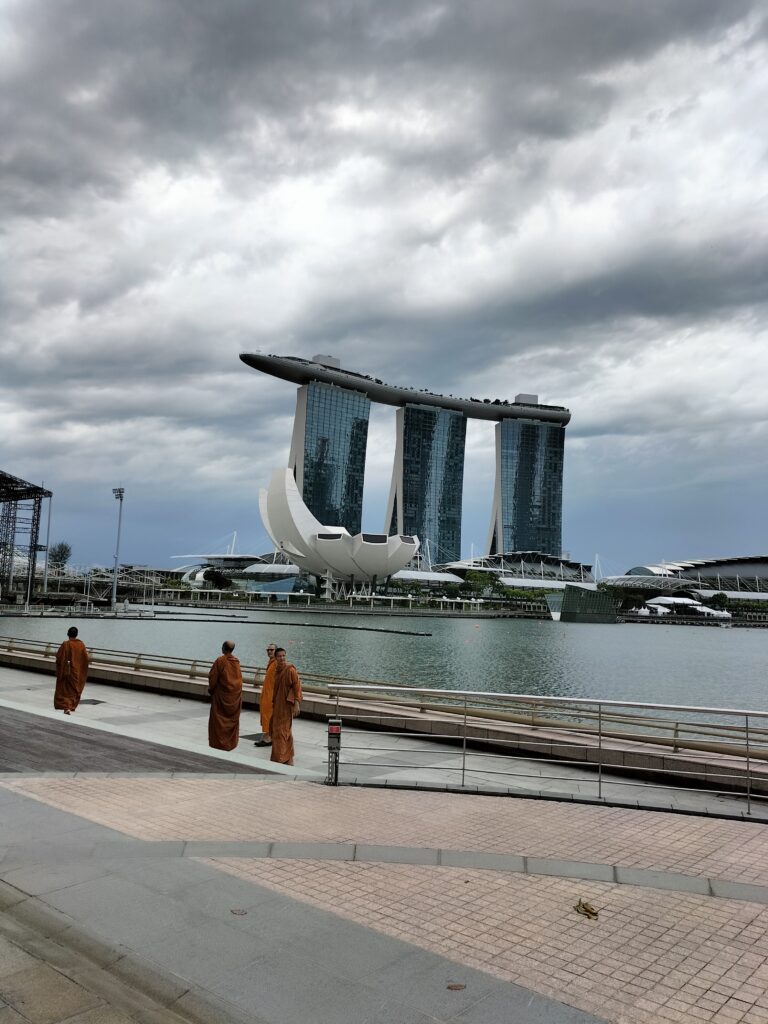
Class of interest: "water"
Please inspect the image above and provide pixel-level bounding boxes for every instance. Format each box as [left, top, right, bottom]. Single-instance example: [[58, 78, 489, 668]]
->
[[1, 610, 766, 711]]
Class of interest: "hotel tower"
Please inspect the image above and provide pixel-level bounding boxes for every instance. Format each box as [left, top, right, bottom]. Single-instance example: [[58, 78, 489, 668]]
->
[[240, 353, 570, 563]]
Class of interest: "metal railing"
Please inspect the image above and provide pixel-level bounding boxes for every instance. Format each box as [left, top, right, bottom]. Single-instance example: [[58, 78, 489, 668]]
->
[[0, 634, 387, 691], [324, 684, 768, 813], [3, 634, 767, 811]]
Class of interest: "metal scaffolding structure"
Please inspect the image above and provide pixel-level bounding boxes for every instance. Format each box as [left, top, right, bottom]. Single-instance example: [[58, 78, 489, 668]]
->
[[0, 470, 52, 602]]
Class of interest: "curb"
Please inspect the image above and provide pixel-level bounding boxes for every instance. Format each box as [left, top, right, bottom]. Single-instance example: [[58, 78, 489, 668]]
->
[[0, 879, 261, 1024]]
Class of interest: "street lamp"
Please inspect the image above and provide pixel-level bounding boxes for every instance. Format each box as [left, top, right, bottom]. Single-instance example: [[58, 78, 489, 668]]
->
[[111, 487, 124, 611]]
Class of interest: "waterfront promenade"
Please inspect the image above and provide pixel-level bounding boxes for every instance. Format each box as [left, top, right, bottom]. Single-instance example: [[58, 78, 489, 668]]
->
[[5, 668, 768, 1021]]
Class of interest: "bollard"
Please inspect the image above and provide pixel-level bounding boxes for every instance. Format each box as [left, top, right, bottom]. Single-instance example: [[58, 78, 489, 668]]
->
[[326, 718, 342, 785]]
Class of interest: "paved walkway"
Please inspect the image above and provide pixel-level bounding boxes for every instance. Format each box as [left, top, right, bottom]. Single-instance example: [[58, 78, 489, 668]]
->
[[5, 667, 768, 1021], [0, 705, 266, 774], [1, 663, 764, 819]]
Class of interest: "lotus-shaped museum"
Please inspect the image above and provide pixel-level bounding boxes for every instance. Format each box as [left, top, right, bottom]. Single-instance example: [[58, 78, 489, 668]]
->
[[259, 469, 419, 583]]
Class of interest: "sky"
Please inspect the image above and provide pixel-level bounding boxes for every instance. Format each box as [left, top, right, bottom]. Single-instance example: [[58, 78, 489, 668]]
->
[[2, 0, 767, 577]]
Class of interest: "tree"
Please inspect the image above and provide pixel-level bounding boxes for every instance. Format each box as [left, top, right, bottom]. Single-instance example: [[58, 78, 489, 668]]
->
[[708, 592, 729, 610], [203, 568, 232, 590], [48, 542, 71, 570], [487, 575, 509, 597], [460, 570, 490, 595]]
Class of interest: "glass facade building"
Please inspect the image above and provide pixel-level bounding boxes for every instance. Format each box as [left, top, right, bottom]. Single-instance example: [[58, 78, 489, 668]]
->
[[289, 382, 370, 535], [488, 419, 565, 556], [242, 353, 571, 564], [386, 405, 467, 564]]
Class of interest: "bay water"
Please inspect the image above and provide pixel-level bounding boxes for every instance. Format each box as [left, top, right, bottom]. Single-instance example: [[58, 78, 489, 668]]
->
[[2, 610, 766, 712]]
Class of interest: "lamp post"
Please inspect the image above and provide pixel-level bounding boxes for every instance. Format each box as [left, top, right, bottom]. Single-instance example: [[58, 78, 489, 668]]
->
[[111, 488, 124, 611], [42, 492, 52, 595]]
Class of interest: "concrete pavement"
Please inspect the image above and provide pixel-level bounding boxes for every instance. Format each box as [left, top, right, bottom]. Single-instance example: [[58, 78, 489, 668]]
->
[[1, 662, 764, 819], [5, 666, 768, 1021]]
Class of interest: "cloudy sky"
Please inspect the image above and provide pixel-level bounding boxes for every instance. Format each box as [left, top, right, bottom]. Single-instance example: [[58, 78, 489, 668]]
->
[[2, 0, 767, 575]]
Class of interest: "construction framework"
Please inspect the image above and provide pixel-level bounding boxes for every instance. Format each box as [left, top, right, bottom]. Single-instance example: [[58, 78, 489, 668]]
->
[[0, 471, 52, 602]]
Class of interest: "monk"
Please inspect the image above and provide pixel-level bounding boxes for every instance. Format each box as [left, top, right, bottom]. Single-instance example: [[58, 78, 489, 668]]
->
[[54, 626, 90, 714], [270, 647, 302, 766], [207, 640, 243, 751], [254, 641, 277, 747]]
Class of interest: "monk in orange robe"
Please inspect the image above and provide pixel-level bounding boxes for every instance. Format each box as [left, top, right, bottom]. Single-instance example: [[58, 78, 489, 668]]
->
[[54, 626, 90, 714], [255, 642, 277, 746], [207, 640, 243, 751], [270, 647, 302, 766]]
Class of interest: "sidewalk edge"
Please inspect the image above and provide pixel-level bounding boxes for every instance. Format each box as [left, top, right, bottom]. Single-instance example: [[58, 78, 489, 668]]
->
[[0, 878, 261, 1024]]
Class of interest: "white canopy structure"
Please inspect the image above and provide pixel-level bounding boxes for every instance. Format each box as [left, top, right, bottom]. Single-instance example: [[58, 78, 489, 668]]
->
[[645, 596, 731, 619]]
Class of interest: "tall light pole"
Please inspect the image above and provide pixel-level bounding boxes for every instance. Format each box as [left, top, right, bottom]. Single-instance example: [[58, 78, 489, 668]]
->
[[111, 487, 124, 611], [42, 491, 52, 595]]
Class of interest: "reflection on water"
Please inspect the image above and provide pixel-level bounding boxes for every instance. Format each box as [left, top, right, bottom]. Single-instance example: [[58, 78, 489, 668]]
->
[[2, 612, 766, 711]]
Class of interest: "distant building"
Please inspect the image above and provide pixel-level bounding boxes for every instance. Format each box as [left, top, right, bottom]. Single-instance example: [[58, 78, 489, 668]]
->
[[240, 353, 571, 561], [386, 404, 466, 564], [0, 470, 52, 600], [487, 410, 566, 556], [259, 468, 419, 590], [440, 551, 595, 591], [603, 556, 768, 601], [288, 375, 370, 535]]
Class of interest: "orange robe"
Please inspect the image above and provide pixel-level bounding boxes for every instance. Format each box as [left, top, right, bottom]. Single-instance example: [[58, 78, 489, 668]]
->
[[54, 638, 90, 712], [208, 653, 243, 751], [270, 663, 302, 766], [259, 660, 276, 737]]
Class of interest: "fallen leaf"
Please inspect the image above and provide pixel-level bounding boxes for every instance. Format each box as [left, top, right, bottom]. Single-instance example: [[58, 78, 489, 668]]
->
[[230, 909, 248, 916], [574, 899, 599, 920], [447, 984, 466, 991]]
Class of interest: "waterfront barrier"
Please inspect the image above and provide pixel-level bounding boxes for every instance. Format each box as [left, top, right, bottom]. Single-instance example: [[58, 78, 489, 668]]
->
[[1, 635, 766, 809], [323, 684, 768, 811]]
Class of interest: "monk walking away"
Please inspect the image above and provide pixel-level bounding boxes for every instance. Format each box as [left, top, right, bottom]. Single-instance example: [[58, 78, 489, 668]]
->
[[54, 626, 90, 714], [208, 640, 243, 751], [270, 647, 302, 766], [255, 641, 277, 747]]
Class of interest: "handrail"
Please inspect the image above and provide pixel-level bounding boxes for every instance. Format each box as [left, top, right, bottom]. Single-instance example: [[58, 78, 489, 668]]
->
[[1, 634, 764, 804], [0, 635, 423, 692], [326, 682, 768, 720], [320, 686, 768, 804], [3, 634, 768, 723]]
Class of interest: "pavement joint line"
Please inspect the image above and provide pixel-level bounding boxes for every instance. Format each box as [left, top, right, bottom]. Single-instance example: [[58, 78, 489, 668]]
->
[[0, 880, 254, 1024]]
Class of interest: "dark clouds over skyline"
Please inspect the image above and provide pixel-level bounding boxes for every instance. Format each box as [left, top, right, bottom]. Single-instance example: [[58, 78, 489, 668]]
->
[[2, 0, 767, 573]]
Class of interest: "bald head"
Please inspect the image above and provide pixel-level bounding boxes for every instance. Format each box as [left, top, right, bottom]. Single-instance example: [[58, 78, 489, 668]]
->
[[222, 640, 235, 654]]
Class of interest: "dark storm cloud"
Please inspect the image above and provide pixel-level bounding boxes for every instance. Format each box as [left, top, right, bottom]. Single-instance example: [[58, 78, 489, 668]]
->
[[3, 0, 755, 215], [2, 0, 767, 566], [279, 227, 768, 392]]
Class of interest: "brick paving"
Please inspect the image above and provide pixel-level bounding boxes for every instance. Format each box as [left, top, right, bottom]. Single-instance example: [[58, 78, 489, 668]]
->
[[206, 858, 768, 1024], [5, 776, 768, 884], [8, 775, 768, 1022]]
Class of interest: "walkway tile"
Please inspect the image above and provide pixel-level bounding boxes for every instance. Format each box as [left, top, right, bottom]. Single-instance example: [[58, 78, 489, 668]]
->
[[205, 857, 768, 1024], [0, 964, 101, 1023], [6, 777, 768, 886]]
